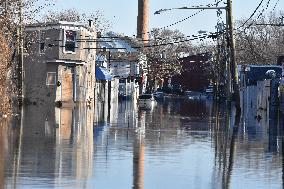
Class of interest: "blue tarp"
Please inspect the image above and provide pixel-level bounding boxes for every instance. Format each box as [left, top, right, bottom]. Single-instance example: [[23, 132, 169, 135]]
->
[[96, 67, 112, 81], [246, 65, 282, 85]]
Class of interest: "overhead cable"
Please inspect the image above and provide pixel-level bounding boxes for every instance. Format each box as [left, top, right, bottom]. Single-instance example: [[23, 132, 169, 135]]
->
[[238, 0, 265, 29]]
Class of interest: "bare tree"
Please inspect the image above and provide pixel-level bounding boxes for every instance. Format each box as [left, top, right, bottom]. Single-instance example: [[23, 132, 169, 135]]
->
[[236, 11, 284, 65], [140, 28, 192, 92], [42, 9, 112, 34], [0, 0, 53, 116]]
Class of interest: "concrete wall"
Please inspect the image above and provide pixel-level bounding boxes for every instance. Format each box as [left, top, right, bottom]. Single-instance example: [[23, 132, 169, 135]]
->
[[94, 78, 120, 123], [24, 29, 60, 61], [109, 78, 119, 123], [94, 81, 108, 123], [110, 78, 119, 104]]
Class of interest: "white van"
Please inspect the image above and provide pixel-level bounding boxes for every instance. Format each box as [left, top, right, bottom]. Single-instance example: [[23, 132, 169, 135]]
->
[[138, 94, 156, 109]]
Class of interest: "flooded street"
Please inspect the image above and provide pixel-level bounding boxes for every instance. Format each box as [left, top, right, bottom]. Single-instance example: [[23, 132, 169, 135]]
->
[[0, 0, 283, 188], [0, 98, 284, 189]]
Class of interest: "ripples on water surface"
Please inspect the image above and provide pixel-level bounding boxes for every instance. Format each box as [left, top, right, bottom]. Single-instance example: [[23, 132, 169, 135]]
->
[[0, 98, 283, 189]]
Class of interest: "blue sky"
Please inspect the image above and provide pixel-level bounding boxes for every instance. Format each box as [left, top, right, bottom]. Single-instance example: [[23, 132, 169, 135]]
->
[[51, 0, 283, 37]]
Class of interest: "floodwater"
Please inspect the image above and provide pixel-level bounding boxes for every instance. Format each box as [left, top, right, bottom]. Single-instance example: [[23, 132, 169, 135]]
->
[[0, 97, 283, 189]]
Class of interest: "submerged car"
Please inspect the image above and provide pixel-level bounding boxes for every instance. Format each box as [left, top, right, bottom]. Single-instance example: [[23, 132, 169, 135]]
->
[[205, 85, 214, 99], [153, 91, 165, 101], [184, 91, 203, 100], [138, 94, 156, 109]]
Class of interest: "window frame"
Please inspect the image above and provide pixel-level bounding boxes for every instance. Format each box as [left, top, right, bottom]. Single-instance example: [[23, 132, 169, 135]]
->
[[64, 30, 77, 54], [46, 72, 57, 86]]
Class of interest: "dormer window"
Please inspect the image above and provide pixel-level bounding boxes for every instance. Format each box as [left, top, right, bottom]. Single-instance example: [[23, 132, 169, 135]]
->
[[65, 30, 76, 52]]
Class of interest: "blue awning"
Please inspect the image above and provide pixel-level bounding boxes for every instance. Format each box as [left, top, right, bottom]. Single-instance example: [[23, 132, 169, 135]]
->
[[96, 67, 112, 81]]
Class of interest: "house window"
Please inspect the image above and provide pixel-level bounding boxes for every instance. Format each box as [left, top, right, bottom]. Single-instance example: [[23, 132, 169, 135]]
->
[[65, 30, 76, 52], [39, 30, 45, 53], [46, 72, 56, 86]]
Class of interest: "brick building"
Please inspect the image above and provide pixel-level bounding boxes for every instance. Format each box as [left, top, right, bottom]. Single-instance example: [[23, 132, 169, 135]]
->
[[171, 53, 211, 92]]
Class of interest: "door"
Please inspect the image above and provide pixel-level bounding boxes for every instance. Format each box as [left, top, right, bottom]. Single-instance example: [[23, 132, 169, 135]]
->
[[61, 67, 74, 103]]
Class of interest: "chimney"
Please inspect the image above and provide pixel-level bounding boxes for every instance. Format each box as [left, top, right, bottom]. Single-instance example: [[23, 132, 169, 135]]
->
[[137, 0, 149, 43], [88, 19, 93, 27]]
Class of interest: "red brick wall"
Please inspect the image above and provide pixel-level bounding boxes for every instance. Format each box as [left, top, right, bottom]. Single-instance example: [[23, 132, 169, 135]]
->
[[171, 55, 210, 92]]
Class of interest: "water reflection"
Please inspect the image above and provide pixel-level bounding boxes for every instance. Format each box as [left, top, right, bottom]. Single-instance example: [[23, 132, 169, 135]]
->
[[0, 98, 283, 189], [0, 121, 8, 189], [0, 104, 94, 189]]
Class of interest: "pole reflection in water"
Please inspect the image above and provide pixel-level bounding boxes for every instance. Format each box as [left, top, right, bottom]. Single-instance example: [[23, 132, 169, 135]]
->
[[133, 118, 145, 189], [0, 120, 8, 189]]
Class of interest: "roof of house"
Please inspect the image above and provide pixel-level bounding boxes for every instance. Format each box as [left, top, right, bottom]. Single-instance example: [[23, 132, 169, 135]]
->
[[24, 21, 95, 33], [25, 21, 86, 28], [98, 32, 138, 53]]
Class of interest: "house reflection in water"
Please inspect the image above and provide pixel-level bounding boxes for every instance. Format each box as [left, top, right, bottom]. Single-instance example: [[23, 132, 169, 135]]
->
[[54, 105, 94, 188], [1, 104, 94, 189]]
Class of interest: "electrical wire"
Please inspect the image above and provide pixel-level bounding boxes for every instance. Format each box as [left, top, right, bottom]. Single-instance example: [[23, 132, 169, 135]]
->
[[25, 1, 230, 53], [159, 9, 205, 30], [256, 0, 271, 20], [243, 0, 272, 29], [272, 0, 280, 11], [238, 0, 265, 29], [47, 28, 227, 51], [93, 0, 227, 49], [131, 0, 225, 39], [39, 1, 227, 46]]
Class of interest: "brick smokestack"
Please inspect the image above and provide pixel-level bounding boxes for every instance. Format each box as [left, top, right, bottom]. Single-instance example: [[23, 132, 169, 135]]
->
[[137, 0, 149, 43]]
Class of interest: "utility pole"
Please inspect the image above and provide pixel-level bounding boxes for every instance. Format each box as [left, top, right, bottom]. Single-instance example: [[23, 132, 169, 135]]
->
[[227, 0, 241, 115], [153, 2, 241, 111]]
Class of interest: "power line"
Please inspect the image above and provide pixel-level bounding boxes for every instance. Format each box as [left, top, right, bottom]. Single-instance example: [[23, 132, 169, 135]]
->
[[93, 0, 227, 46], [238, 0, 265, 29], [160, 9, 205, 29], [236, 0, 283, 34], [244, 0, 272, 29], [256, 0, 272, 20], [134, 0, 225, 39], [26, 27, 223, 51], [131, 31, 225, 49], [42, 29, 223, 52], [272, 0, 280, 11]]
